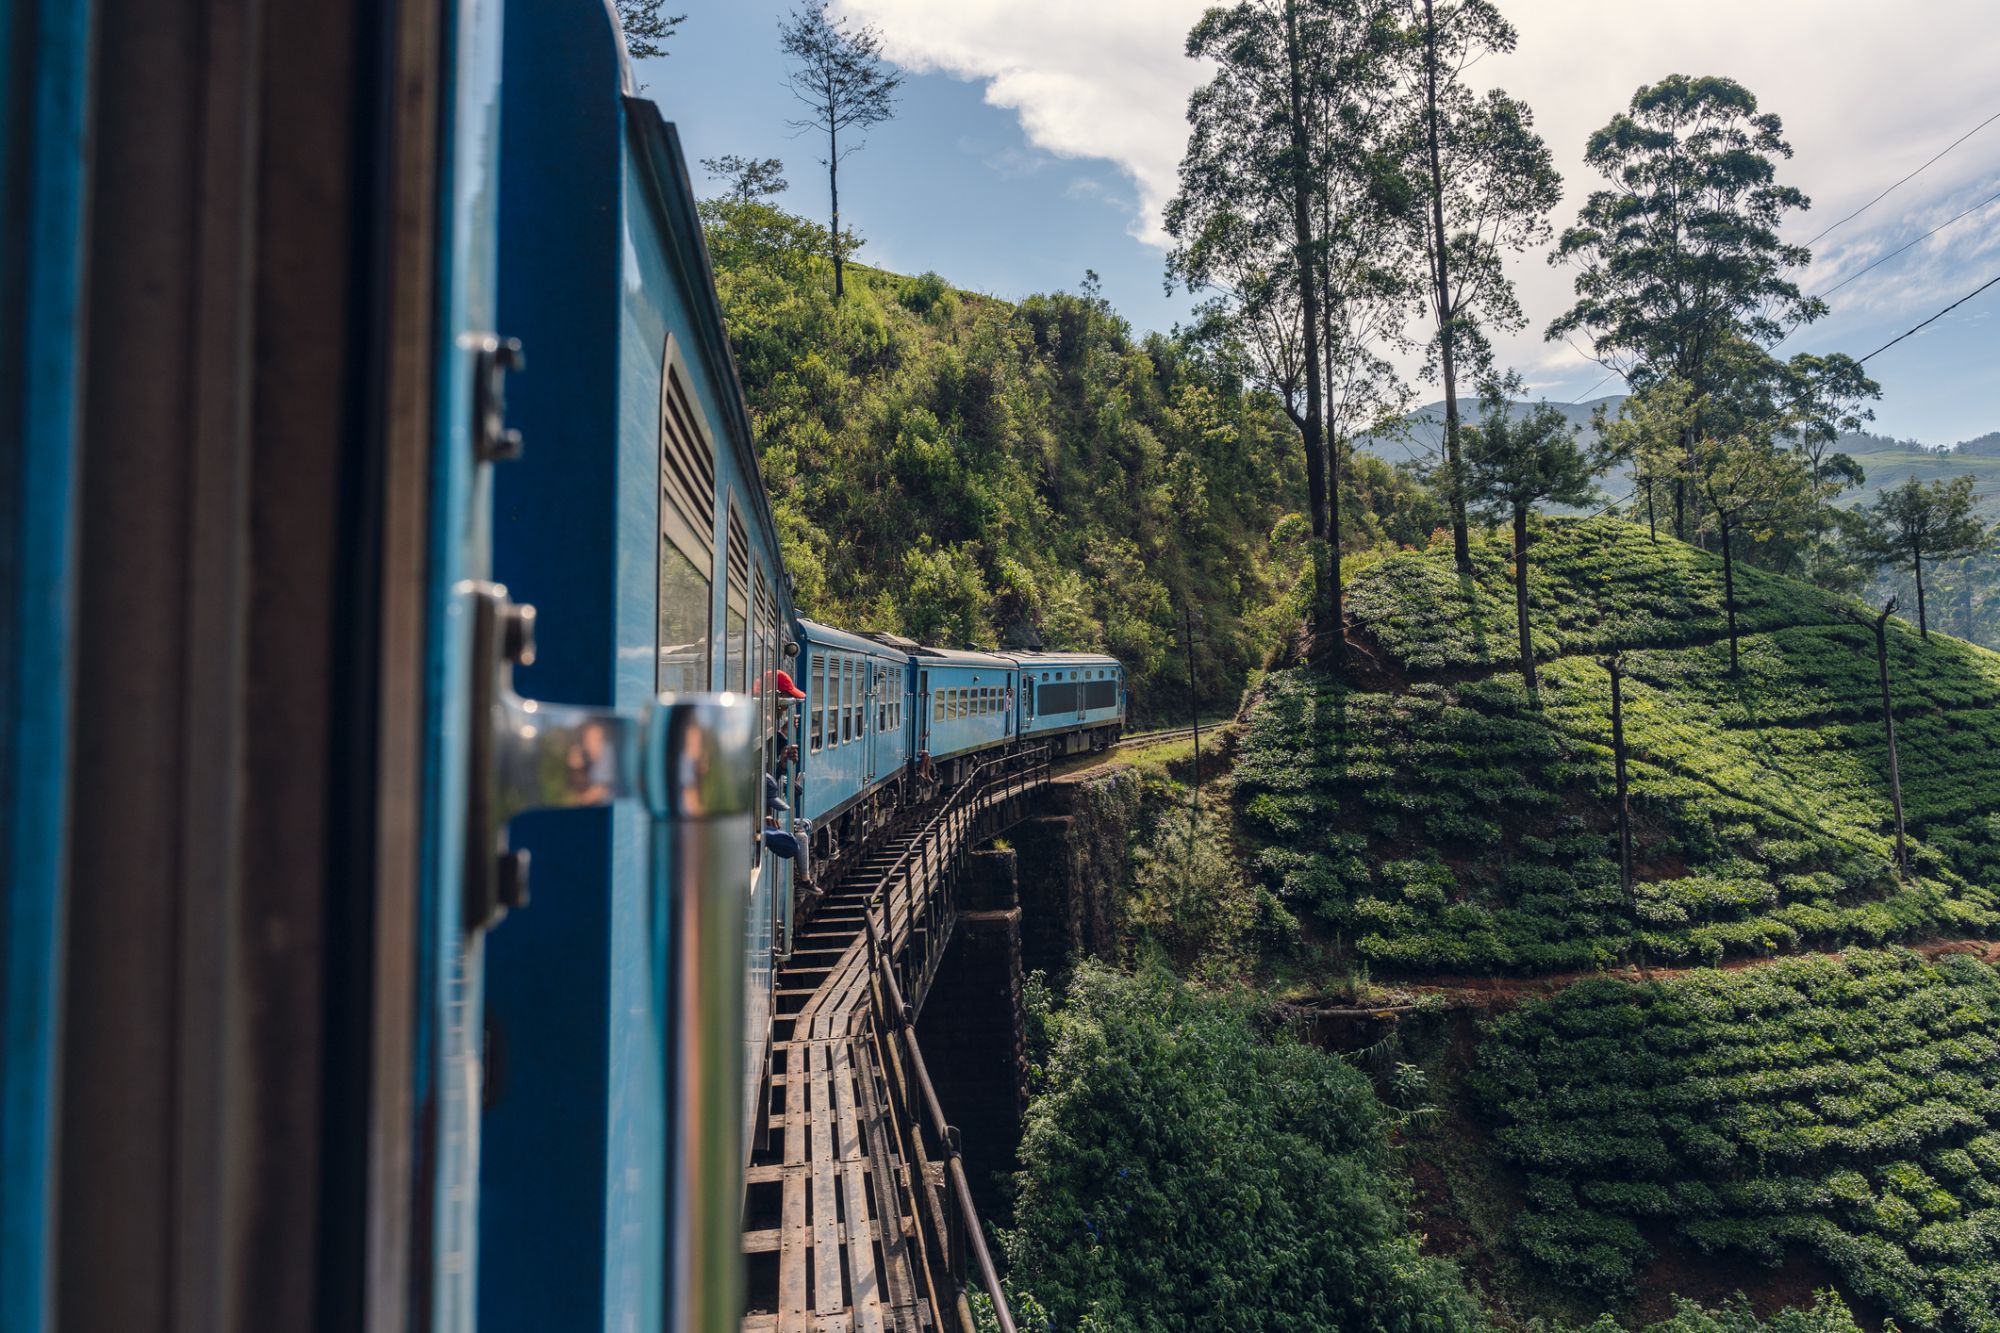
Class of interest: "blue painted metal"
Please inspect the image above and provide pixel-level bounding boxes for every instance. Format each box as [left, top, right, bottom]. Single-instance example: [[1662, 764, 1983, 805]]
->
[[0, 0, 92, 1326], [1012, 652, 1125, 739], [483, 0, 622, 1322], [415, 0, 508, 1326], [920, 650, 1019, 761]]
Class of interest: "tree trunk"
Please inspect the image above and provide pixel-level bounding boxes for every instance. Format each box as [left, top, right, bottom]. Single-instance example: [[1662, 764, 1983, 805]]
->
[[1874, 612, 1910, 878], [829, 123, 844, 300], [1672, 477, 1686, 543], [1329, 434, 1345, 668], [1644, 475, 1657, 543], [1513, 505, 1535, 694], [1719, 517, 1740, 675], [1283, 0, 1333, 662], [1421, 0, 1470, 573], [1912, 541, 1928, 638]]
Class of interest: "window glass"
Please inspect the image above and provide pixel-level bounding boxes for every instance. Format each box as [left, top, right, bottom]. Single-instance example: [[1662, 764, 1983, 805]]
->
[[933, 691, 943, 723], [656, 541, 710, 695], [878, 668, 888, 731], [810, 655, 824, 752], [840, 659, 852, 743]]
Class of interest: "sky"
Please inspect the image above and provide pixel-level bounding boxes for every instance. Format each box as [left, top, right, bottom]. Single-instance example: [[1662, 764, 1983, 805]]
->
[[638, 1, 2000, 444]]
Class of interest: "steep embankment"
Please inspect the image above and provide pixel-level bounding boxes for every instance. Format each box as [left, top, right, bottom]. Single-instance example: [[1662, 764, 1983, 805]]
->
[[1231, 517, 2000, 1329]]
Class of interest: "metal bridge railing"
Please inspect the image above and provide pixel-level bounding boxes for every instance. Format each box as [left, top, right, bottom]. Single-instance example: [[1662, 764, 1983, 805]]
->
[[857, 747, 1046, 1333]]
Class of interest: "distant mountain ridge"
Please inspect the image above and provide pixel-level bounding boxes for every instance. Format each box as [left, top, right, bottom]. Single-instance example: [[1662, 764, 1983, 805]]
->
[[1359, 398, 2000, 517]]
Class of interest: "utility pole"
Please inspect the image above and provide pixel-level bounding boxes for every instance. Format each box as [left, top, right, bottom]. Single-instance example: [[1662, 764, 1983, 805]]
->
[[1184, 603, 1203, 798], [1873, 599, 1911, 878]]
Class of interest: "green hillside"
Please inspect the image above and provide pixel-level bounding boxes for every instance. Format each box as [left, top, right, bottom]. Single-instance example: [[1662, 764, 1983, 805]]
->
[[1211, 516, 2000, 1328], [703, 200, 1317, 722], [1235, 518, 2000, 975], [1476, 950, 2000, 1329]]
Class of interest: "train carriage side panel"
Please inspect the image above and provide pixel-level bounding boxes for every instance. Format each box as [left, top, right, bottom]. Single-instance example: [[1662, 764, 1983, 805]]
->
[[914, 649, 1018, 764], [794, 618, 907, 829], [481, 19, 794, 1326]]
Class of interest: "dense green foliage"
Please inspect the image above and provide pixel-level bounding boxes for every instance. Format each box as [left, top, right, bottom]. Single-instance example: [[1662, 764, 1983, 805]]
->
[[704, 198, 1329, 720], [1556, 1291, 1871, 1332], [1004, 964, 1486, 1332], [1477, 952, 2000, 1329], [1233, 518, 2000, 972]]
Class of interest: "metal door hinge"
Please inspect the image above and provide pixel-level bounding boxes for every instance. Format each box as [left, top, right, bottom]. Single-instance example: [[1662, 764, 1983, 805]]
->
[[459, 581, 758, 934], [468, 333, 524, 462]]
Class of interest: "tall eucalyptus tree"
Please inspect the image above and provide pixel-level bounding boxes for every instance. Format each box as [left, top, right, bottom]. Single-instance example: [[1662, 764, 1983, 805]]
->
[[1388, 0, 1561, 573], [1548, 75, 1822, 541], [1170, 0, 1405, 666]]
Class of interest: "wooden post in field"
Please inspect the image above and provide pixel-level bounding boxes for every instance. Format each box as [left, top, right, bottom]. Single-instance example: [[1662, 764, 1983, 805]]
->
[[1600, 653, 1633, 899], [1873, 599, 1911, 878]]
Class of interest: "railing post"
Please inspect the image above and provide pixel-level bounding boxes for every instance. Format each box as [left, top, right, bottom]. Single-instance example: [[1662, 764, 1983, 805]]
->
[[945, 1124, 967, 1291]]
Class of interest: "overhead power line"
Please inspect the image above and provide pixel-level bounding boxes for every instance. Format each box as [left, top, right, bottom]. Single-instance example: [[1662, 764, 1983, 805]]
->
[[1857, 271, 2000, 363], [1802, 107, 2000, 249], [1815, 183, 2000, 301]]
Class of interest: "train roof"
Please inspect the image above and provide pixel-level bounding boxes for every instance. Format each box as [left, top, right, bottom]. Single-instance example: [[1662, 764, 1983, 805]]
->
[[912, 648, 1018, 671], [1005, 651, 1124, 668], [795, 618, 910, 659]]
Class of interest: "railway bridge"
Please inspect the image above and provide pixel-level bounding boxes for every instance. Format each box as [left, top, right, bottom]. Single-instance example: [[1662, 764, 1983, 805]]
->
[[738, 729, 1195, 1333]]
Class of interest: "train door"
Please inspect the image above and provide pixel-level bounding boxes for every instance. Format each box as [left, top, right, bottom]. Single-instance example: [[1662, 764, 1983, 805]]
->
[[863, 662, 879, 785], [918, 668, 930, 756], [1076, 670, 1087, 723]]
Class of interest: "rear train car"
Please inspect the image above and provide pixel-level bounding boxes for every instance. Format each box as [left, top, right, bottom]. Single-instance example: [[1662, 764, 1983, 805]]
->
[[1011, 651, 1127, 753]]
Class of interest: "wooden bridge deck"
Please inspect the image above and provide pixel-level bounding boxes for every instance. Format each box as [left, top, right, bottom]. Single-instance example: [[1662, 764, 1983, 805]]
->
[[742, 760, 1045, 1333]]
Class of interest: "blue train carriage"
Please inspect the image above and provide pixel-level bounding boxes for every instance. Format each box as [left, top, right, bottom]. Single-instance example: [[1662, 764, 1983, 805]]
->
[[1010, 651, 1128, 753], [913, 648, 1021, 776], [792, 618, 913, 884], [479, 4, 797, 1326]]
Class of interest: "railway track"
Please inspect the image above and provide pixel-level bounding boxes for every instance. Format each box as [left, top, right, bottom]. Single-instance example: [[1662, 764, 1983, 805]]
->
[[1109, 723, 1216, 749]]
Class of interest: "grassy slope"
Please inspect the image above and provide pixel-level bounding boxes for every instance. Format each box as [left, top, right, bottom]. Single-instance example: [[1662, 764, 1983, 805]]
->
[[1236, 517, 2000, 974]]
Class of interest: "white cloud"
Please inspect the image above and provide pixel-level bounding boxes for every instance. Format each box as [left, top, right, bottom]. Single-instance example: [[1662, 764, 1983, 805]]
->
[[833, 0, 1209, 245], [836, 0, 2000, 398]]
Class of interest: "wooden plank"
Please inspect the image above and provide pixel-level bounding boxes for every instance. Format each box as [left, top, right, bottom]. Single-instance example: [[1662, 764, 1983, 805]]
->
[[810, 1041, 845, 1315], [833, 1039, 885, 1333], [778, 1163, 809, 1332]]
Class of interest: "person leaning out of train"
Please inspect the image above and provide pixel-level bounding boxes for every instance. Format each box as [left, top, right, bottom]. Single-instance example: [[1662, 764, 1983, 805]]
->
[[761, 818, 800, 861]]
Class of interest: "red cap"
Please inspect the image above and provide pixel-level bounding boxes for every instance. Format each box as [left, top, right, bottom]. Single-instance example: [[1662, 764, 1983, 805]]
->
[[774, 669, 807, 701]]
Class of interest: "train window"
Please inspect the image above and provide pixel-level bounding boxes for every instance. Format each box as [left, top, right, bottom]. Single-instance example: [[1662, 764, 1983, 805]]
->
[[657, 342, 716, 694], [838, 658, 850, 743], [933, 690, 943, 724], [877, 669, 888, 731], [657, 542, 709, 695], [810, 655, 825, 752], [725, 506, 749, 693]]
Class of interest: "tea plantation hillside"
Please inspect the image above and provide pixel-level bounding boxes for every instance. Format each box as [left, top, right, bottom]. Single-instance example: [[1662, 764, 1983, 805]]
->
[[1477, 950, 2000, 1329], [1236, 517, 2000, 973]]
